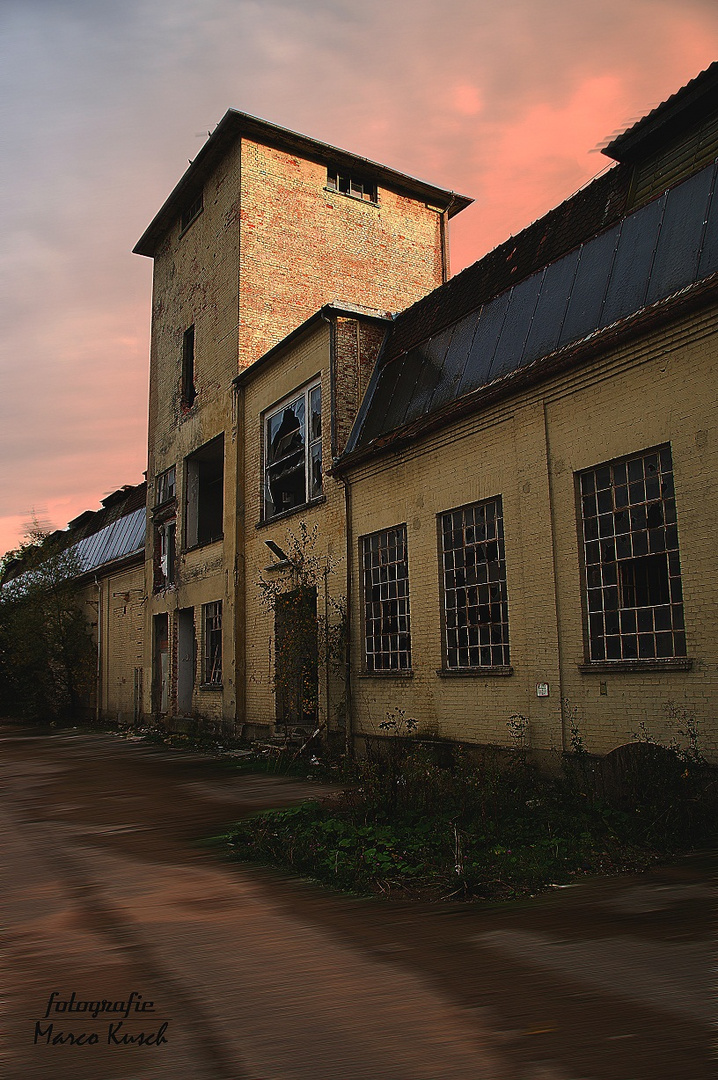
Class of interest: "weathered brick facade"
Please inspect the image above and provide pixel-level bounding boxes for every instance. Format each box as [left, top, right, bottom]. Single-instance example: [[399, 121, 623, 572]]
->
[[135, 113, 466, 731], [341, 306, 718, 759], [235, 307, 389, 740], [126, 68, 717, 759]]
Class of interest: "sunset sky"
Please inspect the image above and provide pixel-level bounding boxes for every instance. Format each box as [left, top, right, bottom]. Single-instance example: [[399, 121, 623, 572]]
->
[[2, 0, 718, 556]]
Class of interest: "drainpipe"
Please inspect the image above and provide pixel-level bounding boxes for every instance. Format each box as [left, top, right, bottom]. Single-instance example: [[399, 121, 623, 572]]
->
[[323, 562, 330, 746], [94, 576, 102, 724], [439, 197, 456, 284], [341, 473, 354, 759], [321, 305, 355, 758]]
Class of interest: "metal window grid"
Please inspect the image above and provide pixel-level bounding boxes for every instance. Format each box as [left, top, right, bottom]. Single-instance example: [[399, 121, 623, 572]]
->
[[362, 526, 411, 671], [579, 445, 685, 661], [203, 601, 222, 685], [441, 498, 510, 668]]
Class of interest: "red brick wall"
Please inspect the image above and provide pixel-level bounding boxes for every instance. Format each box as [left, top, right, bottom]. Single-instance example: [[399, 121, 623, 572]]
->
[[238, 138, 443, 369], [333, 318, 387, 457]]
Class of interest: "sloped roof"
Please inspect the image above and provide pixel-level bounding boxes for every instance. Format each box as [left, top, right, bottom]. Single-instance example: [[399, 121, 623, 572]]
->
[[603, 61, 718, 164], [70, 506, 146, 577], [134, 110, 472, 257], [2, 483, 146, 593], [67, 483, 147, 540], [345, 158, 718, 459], [382, 163, 631, 365]]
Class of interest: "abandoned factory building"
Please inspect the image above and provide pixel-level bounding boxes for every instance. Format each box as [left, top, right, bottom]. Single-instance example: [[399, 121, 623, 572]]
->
[[15, 63, 718, 760]]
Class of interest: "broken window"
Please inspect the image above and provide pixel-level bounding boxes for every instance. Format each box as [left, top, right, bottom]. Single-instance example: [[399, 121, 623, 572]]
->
[[579, 445, 686, 661], [155, 465, 176, 507], [180, 191, 203, 232], [202, 601, 222, 686], [154, 521, 176, 591], [185, 435, 224, 548], [362, 525, 411, 671], [441, 498, 510, 668], [181, 325, 196, 408], [264, 381, 322, 519], [326, 168, 377, 203]]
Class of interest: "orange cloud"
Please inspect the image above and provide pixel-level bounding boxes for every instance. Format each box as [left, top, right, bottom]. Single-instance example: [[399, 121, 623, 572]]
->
[[450, 74, 629, 270], [451, 84, 483, 117]]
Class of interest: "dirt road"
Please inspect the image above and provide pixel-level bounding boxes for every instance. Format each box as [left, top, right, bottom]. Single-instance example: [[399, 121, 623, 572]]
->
[[0, 724, 714, 1079]]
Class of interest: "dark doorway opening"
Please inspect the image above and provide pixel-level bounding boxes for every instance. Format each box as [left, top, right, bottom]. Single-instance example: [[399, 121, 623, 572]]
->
[[153, 614, 169, 715], [274, 587, 318, 732]]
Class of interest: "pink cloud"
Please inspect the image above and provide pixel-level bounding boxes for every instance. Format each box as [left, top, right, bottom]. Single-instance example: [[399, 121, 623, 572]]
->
[[451, 74, 628, 270], [451, 84, 483, 117]]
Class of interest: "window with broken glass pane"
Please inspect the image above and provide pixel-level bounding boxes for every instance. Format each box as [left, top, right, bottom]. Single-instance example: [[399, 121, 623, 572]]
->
[[362, 525, 411, 671], [440, 498, 510, 668], [154, 521, 176, 591], [202, 601, 222, 686], [185, 435, 223, 548], [155, 465, 176, 506], [579, 445, 686, 661], [264, 381, 322, 519], [326, 168, 377, 203]]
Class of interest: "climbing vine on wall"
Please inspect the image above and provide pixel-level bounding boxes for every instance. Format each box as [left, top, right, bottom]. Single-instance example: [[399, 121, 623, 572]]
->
[[258, 522, 346, 735]]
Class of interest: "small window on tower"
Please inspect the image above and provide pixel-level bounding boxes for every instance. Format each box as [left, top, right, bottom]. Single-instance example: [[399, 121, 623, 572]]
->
[[326, 168, 377, 203], [180, 191, 203, 232], [181, 325, 196, 408]]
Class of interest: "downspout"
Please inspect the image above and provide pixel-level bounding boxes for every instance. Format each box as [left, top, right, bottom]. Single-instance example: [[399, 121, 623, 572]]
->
[[320, 305, 354, 757], [542, 403, 567, 752], [94, 576, 102, 724], [323, 563, 330, 745], [439, 197, 456, 284], [234, 380, 247, 737], [341, 473, 353, 759]]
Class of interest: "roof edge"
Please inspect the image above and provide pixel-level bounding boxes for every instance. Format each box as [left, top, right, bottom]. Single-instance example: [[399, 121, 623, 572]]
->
[[233, 303, 392, 388], [603, 61, 718, 163], [334, 274, 718, 474], [134, 110, 473, 257]]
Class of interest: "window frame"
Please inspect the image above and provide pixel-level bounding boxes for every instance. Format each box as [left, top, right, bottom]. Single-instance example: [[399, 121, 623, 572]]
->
[[155, 465, 176, 508], [437, 496, 511, 673], [181, 325, 196, 409], [360, 524, 412, 674], [577, 444, 687, 666], [154, 520, 176, 592], [180, 191, 203, 234], [184, 434, 224, 550], [201, 600, 222, 688], [263, 379, 322, 522], [326, 168, 378, 204]]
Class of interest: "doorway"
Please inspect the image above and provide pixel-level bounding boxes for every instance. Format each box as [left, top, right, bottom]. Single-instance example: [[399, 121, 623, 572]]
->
[[153, 614, 169, 715], [177, 608, 196, 715], [274, 587, 318, 732]]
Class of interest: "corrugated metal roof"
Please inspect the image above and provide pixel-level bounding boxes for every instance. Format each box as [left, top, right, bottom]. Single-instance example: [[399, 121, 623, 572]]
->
[[1, 506, 145, 600], [71, 506, 146, 575], [348, 158, 718, 454], [603, 61, 718, 164], [381, 165, 631, 365]]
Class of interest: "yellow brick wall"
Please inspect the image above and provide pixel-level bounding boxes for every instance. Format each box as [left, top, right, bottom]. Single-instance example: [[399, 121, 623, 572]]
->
[[143, 128, 446, 732], [80, 562, 145, 724], [239, 321, 349, 736], [145, 140, 240, 727], [238, 138, 444, 367], [345, 306, 718, 760]]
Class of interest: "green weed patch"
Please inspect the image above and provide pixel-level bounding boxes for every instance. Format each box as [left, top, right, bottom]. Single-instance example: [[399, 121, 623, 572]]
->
[[222, 746, 715, 899]]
